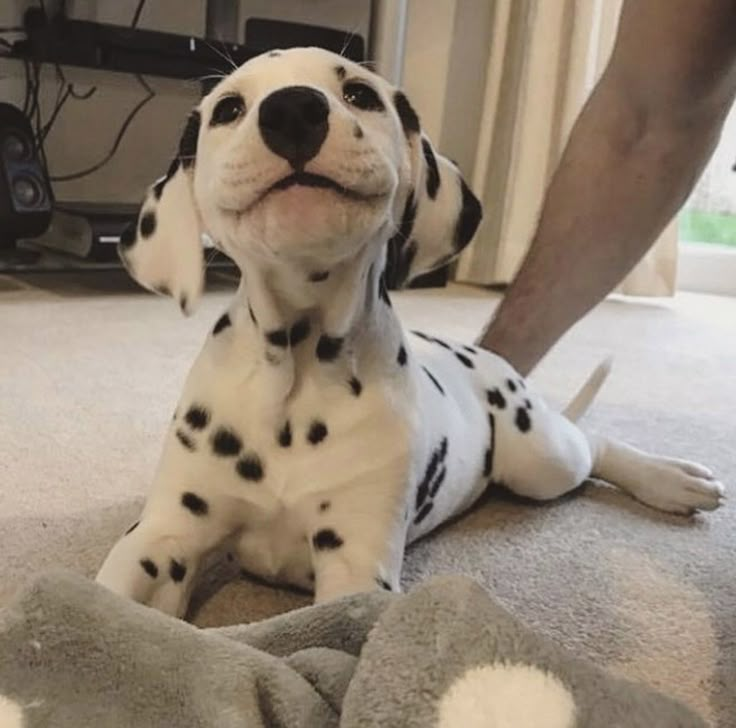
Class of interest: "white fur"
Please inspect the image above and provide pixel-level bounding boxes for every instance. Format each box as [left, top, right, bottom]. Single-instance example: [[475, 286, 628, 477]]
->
[[98, 47, 724, 617], [437, 664, 577, 728]]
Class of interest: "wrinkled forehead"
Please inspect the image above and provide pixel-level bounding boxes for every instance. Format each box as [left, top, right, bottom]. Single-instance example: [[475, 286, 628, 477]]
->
[[201, 47, 388, 108]]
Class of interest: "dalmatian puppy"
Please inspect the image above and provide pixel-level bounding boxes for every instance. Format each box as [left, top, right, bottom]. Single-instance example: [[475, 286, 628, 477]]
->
[[97, 47, 724, 616]]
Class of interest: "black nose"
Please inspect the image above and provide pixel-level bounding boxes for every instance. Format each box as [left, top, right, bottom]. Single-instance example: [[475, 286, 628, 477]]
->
[[258, 86, 329, 169]]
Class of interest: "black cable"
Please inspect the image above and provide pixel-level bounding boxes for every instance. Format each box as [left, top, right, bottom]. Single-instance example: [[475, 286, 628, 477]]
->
[[131, 0, 146, 28], [68, 84, 96, 100], [22, 58, 32, 115], [50, 74, 155, 182], [37, 63, 97, 145], [39, 85, 71, 144]]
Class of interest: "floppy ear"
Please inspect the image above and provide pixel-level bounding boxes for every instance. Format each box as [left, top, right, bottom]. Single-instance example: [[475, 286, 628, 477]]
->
[[118, 110, 205, 315], [386, 92, 482, 288]]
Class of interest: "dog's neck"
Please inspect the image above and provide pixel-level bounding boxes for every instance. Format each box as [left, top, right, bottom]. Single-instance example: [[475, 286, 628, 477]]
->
[[232, 235, 403, 405]]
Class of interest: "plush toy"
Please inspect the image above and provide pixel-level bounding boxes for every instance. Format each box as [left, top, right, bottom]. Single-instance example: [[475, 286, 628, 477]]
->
[[0, 571, 703, 727]]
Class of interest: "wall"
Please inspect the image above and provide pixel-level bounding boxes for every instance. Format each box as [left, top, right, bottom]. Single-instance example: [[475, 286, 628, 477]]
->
[[0, 0, 488, 205], [401, 0, 492, 177], [0, 0, 203, 204]]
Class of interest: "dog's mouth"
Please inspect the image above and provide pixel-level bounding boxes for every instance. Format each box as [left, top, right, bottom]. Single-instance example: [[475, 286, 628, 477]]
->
[[265, 171, 384, 206], [270, 172, 357, 197], [225, 172, 383, 216]]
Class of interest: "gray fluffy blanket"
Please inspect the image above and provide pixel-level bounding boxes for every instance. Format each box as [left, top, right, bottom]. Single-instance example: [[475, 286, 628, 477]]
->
[[0, 572, 704, 727]]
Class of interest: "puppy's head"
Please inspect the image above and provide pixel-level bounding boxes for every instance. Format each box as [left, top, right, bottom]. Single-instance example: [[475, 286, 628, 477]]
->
[[119, 47, 481, 313]]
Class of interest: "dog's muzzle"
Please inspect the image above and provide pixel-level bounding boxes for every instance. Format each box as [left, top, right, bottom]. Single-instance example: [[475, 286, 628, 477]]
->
[[258, 86, 329, 170]]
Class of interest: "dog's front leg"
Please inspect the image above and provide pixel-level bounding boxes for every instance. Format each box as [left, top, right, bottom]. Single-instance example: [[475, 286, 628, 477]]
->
[[96, 490, 235, 618], [308, 487, 406, 603]]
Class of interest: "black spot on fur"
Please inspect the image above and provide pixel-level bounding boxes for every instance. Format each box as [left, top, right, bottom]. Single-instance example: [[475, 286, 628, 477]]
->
[[335, 65, 346, 80], [483, 448, 493, 478], [176, 429, 196, 451], [125, 521, 139, 536], [152, 177, 167, 200], [411, 330, 431, 341], [139, 211, 156, 238], [394, 91, 420, 136], [487, 388, 506, 409], [185, 405, 210, 430], [312, 529, 343, 550], [211, 428, 242, 457], [487, 412, 496, 479], [213, 312, 231, 335], [308, 421, 328, 445], [515, 407, 532, 433], [119, 222, 136, 249], [349, 376, 362, 397], [518, 378, 527, 389], [455, 352, 475, 368], [319, 501, 331, 512], [454, 177, 482, 251], [316, 335, 343, 362], [525, 398, 533, 410], [422, 366, 445, 395], [413, 501, 433, 525], [178, 110, 201, 169], [421, 138, 440, 199], [248, 303, 257, 326], [179, 295, 188, 314], [376, 578, 392, 591], [506, 378, 517, 393], [416, 437, 449, 510], [429, 465, 447, 498], [266, 329, 289, 347], [397, 345, 408, 366], [432, 338, 452, 350], [140, 559, 158, 578], [169, 559, 187, 583], [463, 345, 477, 355], [378, 272, 392, 306], [393, 239, 418, 289], [278, 421, 292, 448], [385, 192, 418, 289], [289, 317, 311, 347], [181, 492, 209, 516], [236, 454, 264, 481], [308, 270, 329, 282], [354, 124, 364, 139], [307, 570, 315, 582], [165, 157, 180, 182], [268, 50, 281, 57]]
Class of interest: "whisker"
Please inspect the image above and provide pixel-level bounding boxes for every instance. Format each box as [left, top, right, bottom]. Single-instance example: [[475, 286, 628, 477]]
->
[[202, 39, 238, 71], [194, 73, 228, 83], [203, 247, 220, 272], [339, 18, 363, 59]]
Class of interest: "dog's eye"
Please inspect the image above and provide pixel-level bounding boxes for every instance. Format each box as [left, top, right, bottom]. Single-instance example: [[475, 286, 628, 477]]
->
[[210, 94, 246, 126], [343, 82, 385, 111]]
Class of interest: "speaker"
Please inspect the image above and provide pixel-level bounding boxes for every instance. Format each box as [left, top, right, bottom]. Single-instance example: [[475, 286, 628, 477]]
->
[[0, 103, 53, 244]]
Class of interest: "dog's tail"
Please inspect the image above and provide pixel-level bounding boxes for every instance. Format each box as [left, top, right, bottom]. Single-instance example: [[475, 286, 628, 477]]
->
[[562, 356, 613, 422]]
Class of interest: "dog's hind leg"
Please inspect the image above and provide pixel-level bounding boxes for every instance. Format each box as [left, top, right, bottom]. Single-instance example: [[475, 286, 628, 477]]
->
[[486, 362, 724, 514], [586, 434, 725, 515]]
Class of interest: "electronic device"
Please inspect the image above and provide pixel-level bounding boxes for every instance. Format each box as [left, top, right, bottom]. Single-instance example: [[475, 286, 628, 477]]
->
[[0, 103, 53, 246]]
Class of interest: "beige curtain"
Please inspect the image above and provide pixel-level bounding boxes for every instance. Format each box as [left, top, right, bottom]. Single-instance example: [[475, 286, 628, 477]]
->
[[454, 0, 678, 296]]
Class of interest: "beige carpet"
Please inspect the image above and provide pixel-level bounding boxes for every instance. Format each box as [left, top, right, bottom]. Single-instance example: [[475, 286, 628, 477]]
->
[[1, 272, 735, 726]]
